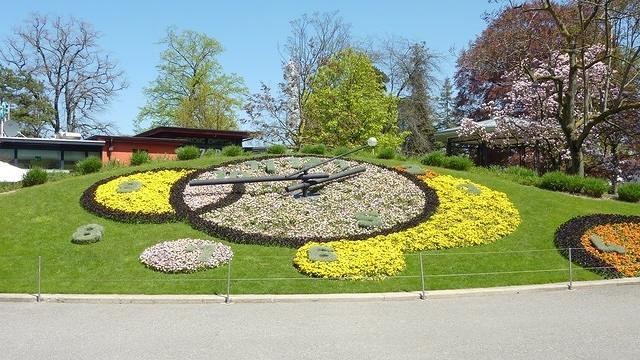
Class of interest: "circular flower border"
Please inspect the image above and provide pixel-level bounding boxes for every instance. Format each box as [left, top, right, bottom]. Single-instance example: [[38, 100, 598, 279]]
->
[[170, 155, 440, 247], [554, 213, 640, 278], [140, 238, 233, 273], [80, 168, 193, 223]]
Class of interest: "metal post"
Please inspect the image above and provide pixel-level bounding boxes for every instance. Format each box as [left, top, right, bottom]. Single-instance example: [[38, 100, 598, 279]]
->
[[419, 252, 426, 300], [36, 256, 42, 302], [225, 259, 232, 304], [568, 248, 573, 290]]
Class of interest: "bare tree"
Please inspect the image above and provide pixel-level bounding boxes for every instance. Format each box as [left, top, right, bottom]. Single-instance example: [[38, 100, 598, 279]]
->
[[2, 14, 127, 136], [284, 11, 351, 145]]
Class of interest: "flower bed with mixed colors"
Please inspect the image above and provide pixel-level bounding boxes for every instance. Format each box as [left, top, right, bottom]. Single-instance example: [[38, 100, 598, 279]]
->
[[555, 214, 640, 278], [173, 156, 439, 247], [293, 173, 521, 279], [80, 157, 521, 279], [81, 168, 193, 223], [140, 238, 233, 273]]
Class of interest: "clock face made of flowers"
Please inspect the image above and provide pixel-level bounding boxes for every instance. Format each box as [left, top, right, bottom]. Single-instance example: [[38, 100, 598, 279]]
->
[[80, 156, 522, 278]]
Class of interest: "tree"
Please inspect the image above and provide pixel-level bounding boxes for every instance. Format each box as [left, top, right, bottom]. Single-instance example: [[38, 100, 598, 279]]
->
[[519, 0, 640, 175], [304, 49, 406, 148], [2, 14, 127, 136], [0, 66, 54, 137], [454, 3, 569, 120], [284, 11, 351, 145], [243, 61, 301, 146], [436, 77, 457, 130], [136, 28, 246, 132]]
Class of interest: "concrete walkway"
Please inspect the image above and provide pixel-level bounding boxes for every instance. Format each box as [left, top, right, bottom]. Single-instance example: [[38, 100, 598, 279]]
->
[[1, 282, 639, 359]]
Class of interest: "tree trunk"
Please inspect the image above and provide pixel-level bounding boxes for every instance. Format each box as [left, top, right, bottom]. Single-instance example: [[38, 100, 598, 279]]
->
[[567, 140, 584, 176]]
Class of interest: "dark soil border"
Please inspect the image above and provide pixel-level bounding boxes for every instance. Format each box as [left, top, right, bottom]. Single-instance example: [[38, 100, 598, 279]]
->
[[80, 168, 194, 224], [554, 213, 640, 278], [172, 155, 440, 248]]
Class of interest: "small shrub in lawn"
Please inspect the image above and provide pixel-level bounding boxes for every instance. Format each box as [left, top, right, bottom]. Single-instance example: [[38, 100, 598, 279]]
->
[[581, 177, 609, 197], [300, 144, 326, 155], [103, 160, 124, 171], [75, 156, 102, 174], [130, 150, 150, 166], [332, 146, 351, 156], [266, 144, 288, 154], [421, 151, 447, 167], [22, 167, 48, 187], [221, 145, 243, 157], [539, 171, 608, 197], [176, 145, 201, 160], [444, 155, 474, 171], [539, 171, 573, 192], [377, 147, 396, 159], [506, 166, 539, 185], [618, 183, 640, 203]]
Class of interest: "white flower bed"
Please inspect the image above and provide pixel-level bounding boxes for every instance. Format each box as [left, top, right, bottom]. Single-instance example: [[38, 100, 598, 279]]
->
[[139, 238, 233, 273], [184, 157, 427, 240]]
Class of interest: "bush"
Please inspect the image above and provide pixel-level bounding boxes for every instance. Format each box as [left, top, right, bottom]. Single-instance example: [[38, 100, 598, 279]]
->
[[103, 160, 124, 171], [266, 144, 288, 154], [444, 155, 474, 171], [22, 167, 48, 187], [421, 151, 447, 167], [75, 156, 102, 175], [332, 146, 351, 156], [501, 166, 540, 186], [130, 151, 151, 166], [377, 147, 396, 159], [617, 182, 640, 203], [300, 144, 326, 155], [176, 145, 201, 160], [221, 145, 243, 157], [581, 177, 609, 198], [539, 171, 609, 197]]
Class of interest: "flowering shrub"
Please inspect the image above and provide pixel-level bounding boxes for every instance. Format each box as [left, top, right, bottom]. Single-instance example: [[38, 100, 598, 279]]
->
[[294, 174, 521, 278], [140, 238, 233, 273], [555, 214, 640, 278], [81, 168, 193, 223], [294, 239, 405, 279]]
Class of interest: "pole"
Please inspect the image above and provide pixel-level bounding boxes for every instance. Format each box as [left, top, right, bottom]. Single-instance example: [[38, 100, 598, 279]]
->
[[568, 248, 573, 290], [225, 259, 232, 304], [37, 256, 42, 302], [419, 252, 426, 300]]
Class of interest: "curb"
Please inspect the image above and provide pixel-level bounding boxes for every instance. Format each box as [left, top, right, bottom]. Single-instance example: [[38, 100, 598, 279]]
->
[[0, 278, 638, 304]]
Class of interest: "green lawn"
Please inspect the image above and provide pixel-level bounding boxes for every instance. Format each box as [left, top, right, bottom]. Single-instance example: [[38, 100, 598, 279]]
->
[[0, 154, 638, 295]]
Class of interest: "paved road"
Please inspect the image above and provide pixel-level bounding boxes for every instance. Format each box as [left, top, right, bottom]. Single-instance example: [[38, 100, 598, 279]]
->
[[1, 285, 639, 360]]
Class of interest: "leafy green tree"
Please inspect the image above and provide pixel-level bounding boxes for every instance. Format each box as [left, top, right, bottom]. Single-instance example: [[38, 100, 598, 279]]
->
[[304, 49, 406, 148], [136, 28, 246, 131], [0, 66, 54, 137]]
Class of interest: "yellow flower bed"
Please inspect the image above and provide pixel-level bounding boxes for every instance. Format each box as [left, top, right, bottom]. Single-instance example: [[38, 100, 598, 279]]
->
[[95, 169, 192, 214], [294, 239, 405, 279], [294, 174, 521, 279]]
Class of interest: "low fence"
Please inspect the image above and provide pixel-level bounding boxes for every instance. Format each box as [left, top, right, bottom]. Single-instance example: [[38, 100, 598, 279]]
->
[[0, 248, 632, 303]]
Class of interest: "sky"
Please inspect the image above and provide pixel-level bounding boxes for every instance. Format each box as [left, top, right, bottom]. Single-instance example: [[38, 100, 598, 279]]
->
[[2, 0, 502, 135]]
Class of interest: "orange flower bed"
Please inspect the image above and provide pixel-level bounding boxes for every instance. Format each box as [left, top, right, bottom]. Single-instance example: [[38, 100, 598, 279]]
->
[[580, 223, 640, 276]]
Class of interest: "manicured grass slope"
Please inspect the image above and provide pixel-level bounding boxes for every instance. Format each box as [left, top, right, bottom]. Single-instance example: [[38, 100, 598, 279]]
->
[[0, 155, 638, 295]]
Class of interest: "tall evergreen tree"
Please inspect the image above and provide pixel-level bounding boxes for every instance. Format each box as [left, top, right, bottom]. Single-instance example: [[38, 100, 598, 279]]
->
[[436, 77, 457, 130], [399, 43, 437, 155]]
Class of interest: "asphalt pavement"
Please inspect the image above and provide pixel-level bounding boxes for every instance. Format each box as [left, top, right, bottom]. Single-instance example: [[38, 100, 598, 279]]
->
[[1, 284, 639, 359]]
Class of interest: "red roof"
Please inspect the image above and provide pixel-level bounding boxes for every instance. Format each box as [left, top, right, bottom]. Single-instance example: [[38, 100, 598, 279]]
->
[[134, 126, 256, 140], [88, 135, 185, 145]]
